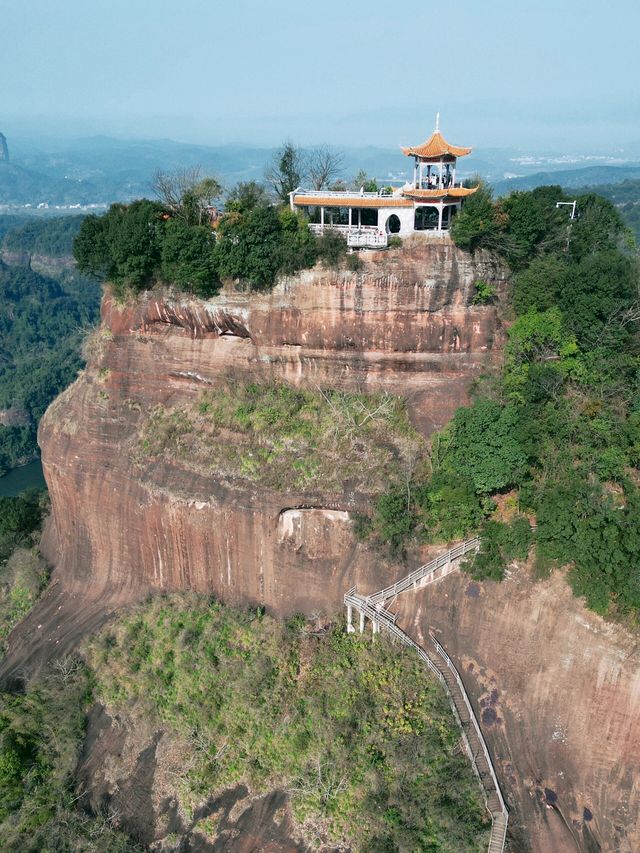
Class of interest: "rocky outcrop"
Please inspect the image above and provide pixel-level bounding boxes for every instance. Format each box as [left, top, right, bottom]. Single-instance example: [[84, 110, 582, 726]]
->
[[37, 239, 507, 615], [3, 238, 639, 851], [0, 406, 30, 427], [0, 132, 8, 162], [390, 561, 640, 853]]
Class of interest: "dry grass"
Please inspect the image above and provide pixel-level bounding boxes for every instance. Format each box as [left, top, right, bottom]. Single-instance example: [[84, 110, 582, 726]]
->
[[134, 382, 427, 494]]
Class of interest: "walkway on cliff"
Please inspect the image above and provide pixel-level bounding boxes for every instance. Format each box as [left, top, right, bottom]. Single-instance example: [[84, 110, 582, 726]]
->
[[344, 539, 509, 853]]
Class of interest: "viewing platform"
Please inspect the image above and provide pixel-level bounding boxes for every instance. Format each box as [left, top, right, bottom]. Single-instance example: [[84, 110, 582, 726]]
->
[[291, 116, 477, 247]]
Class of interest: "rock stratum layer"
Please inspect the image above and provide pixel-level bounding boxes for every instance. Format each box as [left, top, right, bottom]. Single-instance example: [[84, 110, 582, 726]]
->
[[39, 240, 506, 611], [5, 239, 638, 852]]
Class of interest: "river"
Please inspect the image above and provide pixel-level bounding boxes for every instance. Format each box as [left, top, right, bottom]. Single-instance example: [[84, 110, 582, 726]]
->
[[0, 459, 46, 497]]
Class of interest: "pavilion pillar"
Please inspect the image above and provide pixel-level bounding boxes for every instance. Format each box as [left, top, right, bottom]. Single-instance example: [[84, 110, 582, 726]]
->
[[359, 610, 365, 634], [414, 159, 418, 188], [320, 207, 325, 228], [348, 208, 352, 227], [437, 203, 444, 233]]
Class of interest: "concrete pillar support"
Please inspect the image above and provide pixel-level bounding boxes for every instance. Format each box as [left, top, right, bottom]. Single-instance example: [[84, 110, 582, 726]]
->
[[347, 604, 354, 633]]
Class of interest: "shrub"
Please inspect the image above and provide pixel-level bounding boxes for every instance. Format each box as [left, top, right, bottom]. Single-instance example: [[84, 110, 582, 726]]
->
[[316, 230, 347, 268]]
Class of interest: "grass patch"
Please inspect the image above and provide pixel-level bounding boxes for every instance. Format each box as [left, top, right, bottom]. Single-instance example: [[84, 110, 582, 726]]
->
[[136, 382, 426, 494], [87, 595, 489, 851], [0, 661, 139, 851]]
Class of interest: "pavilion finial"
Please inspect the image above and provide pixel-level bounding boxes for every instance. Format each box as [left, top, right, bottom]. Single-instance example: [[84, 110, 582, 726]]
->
[[435, 111, 440, 132]]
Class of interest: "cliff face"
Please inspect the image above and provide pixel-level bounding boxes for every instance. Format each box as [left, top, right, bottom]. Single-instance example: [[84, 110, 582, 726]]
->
[[11, 238, 639, 852], [39, 240, 507, 612], [395, 565, 640, 853]]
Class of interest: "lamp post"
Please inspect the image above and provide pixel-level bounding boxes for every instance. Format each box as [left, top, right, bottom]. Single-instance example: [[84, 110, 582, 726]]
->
[[556, 200, 577, 220]]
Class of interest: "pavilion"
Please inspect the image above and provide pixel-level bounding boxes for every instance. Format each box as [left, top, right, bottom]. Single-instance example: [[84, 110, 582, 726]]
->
[[290, 116, 477, 248]]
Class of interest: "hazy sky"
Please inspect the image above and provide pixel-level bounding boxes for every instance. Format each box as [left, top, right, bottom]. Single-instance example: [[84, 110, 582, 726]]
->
[[3, 0, 640, 151]]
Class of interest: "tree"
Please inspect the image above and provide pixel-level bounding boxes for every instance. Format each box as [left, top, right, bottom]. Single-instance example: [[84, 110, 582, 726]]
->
[[153, 167, 223, 226], [225, 181, 271, 213], [214, 205, 284, 288], [160, 220, 220, 297], [74, 199, 164, 291], [265, 141, 304, 203], [352, 170, 378, 192], [307, 145, 344, 190], [450, 180, 506, 254], [443, 400, 529, 494]]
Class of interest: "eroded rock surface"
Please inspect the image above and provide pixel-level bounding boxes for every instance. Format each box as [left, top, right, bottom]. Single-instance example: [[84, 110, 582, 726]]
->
[[35, 240, 506, 618], [396, 566, 640, 853]]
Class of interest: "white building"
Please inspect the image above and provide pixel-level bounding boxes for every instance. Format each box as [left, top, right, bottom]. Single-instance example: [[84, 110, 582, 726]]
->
[[290, 117, 477, 248]]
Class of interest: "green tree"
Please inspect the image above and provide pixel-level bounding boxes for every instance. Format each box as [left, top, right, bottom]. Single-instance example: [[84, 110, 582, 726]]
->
[[214, 205, 284, 288], [74, 200, 164, 292], [160, 219, 220, 297], [449, 180, 505, 253], [265, 141, 304, 203], [443, 400, 529, 494]]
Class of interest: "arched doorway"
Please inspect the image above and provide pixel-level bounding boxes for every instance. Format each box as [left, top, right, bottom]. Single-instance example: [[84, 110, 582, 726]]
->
[[386, 214, 401, 234]]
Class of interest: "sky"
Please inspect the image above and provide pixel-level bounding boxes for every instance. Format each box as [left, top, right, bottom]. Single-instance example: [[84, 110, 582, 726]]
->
[[2, 0, 640, 153]]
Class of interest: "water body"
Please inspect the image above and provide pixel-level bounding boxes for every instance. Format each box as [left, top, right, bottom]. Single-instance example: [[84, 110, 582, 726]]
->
[[0, 459, 46, 497]]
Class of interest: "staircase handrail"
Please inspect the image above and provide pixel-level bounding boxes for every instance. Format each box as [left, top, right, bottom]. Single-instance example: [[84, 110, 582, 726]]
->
[[366, 537, 480, 605]]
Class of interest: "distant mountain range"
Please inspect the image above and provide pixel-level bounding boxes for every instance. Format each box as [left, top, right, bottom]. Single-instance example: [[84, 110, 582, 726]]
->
[[1, 133, 640, 210], [492, 165, 640, 196]]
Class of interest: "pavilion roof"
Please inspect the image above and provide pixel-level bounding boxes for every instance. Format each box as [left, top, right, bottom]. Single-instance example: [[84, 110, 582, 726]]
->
[[292, 193, 412, 209], [401, 130, 472, 160], [401, 186, 479, 201]]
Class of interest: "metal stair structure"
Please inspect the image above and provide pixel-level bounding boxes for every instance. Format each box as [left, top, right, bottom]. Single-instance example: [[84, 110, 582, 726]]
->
[[344, 539, 508, 853]]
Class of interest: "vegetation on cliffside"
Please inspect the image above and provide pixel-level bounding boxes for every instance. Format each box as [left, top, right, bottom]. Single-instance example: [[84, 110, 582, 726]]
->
[[0, 240, 100, 474], [87, 595, 489, 851], [364, 185, 640, 620], [136, 382, 424, 494]]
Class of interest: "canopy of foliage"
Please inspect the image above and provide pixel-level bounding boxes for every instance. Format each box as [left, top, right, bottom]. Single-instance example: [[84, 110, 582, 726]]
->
[[87, 595, 489, 851], [73, 184, 349, 297], [364, 187, 640, 619], [0, 257, 100, 475]]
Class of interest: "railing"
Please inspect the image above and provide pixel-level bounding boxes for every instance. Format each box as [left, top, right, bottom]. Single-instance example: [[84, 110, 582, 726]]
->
[[343, 538, 508, 853], [308, 223, 388, 248], [430, 634, 508, 818], [366, 537, 480, 605], [294, 187, 396, 199]]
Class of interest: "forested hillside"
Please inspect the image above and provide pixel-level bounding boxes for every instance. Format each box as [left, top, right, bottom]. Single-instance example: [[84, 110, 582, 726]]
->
[[0, 217, 100, 475], [575, 178, 640, 240], [363, 185, 640, 621]]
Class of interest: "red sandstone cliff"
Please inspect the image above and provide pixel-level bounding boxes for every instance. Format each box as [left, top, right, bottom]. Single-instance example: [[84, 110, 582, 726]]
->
[[5, 238, 638, 852], [38, 239, 507, 610]]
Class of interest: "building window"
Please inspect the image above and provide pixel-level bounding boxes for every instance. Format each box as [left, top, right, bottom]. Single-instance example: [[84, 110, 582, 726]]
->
[[414, 206, 439, 231]]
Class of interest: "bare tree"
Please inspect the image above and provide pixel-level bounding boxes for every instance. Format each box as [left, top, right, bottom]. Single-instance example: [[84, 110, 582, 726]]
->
[[153, 167, 223, 225], [307, 145, 344, 190]]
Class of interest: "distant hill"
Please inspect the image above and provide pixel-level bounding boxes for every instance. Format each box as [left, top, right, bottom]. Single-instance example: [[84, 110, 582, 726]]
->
[[570, 178, 640, 241], [493, 164, 640, 196]]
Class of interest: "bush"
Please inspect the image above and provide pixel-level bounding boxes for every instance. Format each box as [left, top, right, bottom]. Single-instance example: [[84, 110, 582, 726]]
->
[[88, 596, 489, 851], [316, 230, 347, 268]]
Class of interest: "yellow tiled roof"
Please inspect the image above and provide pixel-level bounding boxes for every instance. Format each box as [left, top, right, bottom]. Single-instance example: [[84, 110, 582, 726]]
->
[[402, 186, 479, 200], [402, 130, 472, 160]]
